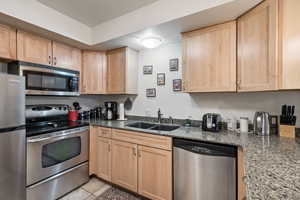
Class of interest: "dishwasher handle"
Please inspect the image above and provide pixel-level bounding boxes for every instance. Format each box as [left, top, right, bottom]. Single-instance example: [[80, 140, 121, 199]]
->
[[173, 138, 236, 158]]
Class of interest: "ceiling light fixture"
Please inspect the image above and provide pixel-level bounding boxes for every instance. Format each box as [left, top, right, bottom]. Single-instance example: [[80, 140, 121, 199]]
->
[[141, 37, 162, 49]]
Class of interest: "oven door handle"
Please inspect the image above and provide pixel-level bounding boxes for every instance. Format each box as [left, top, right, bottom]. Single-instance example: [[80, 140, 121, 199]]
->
[[27, 127, 88, 143]]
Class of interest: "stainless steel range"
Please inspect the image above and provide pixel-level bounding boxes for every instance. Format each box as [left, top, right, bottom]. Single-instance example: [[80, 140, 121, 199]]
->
[[26, 104, 89, 200]]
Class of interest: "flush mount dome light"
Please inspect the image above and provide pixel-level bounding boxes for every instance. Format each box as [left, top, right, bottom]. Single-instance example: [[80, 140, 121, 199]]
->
[[141, 37, 162, 49]]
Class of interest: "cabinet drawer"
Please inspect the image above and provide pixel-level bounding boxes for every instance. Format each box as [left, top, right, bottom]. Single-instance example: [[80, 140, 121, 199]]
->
[[97, 127, 112, 138], [112, 129, 172, 151]]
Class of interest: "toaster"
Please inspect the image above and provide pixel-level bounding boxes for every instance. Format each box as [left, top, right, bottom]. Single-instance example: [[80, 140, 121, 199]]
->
[[202, 113, 222, 132]]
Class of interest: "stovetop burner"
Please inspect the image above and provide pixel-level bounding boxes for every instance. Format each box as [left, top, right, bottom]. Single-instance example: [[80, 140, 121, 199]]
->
[[25, 104, 89, 137], [26, 120, 89, 137]]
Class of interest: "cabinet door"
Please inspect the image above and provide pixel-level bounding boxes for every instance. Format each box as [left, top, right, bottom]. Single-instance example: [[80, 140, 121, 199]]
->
[[53, 41, 81, 71], [96, 137, 111, 182], [182, 21, 237, 92], [237, 0, 278, 92], [82, 51, 106, 94], [89, 126, 97, 175], [17, 31, 52, 65], [106, 48, 126, 94], [138, 146, 172, 200], [0, 24, 16, 60], [72, 48, 82, 72], [111, 140, 138, 192], [279, 0, 300, 89]]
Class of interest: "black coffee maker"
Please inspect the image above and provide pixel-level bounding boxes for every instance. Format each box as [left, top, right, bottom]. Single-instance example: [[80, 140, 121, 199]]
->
[[104, 102, 118, 120]]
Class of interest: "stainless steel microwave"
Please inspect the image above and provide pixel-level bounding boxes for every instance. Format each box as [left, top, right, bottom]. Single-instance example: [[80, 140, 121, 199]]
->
[[8, 62, 80, 96]]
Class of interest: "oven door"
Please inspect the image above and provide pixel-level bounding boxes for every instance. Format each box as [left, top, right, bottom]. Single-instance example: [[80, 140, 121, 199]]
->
[[26, 127, 89, 186], [20, 66, 79, 96]]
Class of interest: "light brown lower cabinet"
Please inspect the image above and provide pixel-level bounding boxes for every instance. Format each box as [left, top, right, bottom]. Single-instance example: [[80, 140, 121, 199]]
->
[[89, 126, 97, 176], [90, 127, 172, 200], [96, 137, 112, 182], [111, 140, 138, 192], [138, 146, 172, 200]]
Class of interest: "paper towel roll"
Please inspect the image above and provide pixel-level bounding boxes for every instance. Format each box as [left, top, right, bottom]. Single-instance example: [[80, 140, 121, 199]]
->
[[118, 103, 125, 120]]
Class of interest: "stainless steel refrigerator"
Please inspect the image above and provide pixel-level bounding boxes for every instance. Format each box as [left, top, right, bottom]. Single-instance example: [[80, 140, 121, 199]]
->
[[0, 73, 26, 200]]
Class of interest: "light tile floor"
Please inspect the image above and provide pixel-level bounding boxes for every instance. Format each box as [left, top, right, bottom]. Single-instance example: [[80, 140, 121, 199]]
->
[[59, 178, 111, 200]]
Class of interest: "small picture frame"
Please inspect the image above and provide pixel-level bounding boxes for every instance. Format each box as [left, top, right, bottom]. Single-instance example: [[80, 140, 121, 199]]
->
[[169, 58, 179, 71], [143, 65, 153, 74], [173, 79, 182, 92], [157, 73, 166, 86], [146, 88, 156, 97]]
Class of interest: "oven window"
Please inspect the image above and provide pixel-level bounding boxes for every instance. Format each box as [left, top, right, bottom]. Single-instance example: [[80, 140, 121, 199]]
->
[[42, 137, 81, 168]]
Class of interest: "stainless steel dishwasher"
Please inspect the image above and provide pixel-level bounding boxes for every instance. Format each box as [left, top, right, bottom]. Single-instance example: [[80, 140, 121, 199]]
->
[[174, 138, 237, 200]]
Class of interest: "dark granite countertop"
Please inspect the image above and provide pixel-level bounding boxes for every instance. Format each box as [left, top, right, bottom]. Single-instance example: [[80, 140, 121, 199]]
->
[[87, 119, 300, 200]]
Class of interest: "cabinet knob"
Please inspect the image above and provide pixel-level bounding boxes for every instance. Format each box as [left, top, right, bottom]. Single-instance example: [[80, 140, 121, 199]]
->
[[108, 144, 111, 152], [48, 56, 52, 65], [132, 147, 137, 156]]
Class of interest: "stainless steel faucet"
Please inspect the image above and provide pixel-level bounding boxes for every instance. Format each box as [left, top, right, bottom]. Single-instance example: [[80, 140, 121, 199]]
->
[[157, 109, 163, 123], [169, 116, 174, 124]]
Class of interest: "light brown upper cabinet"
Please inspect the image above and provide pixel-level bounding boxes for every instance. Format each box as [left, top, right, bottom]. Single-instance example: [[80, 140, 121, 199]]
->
[[279, 0, 300, 90], [52, 41, 82, 71], [106, 47, 138, 94], [138, 146, 172, 200], [81, 51, 107, 94], [182, 21, 237, 93], [0, 24, 16, 61], [17, 30, 52, 66], [237, 0, 278, 92]]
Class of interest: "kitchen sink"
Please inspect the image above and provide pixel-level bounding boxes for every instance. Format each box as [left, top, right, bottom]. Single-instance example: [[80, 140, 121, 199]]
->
[[126, 122, 156, 129], [150, 125, 180, 131], [126, 122, 180, 131]]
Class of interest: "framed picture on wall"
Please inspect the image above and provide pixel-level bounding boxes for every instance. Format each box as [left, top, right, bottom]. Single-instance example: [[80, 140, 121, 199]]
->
[[173, 79, 182, 91], [157, 73, 165, 86], [143, 65, 153, 74], [169, 58, 179, 71], [146, 88, 156, 97]]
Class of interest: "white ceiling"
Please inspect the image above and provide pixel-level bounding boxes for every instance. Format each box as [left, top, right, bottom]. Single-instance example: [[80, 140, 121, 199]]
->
[[93, 0, 263, 50], [37, 0, 158, 27]]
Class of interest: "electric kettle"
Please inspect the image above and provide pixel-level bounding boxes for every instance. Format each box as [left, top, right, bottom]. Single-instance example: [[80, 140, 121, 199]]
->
[[253, 112, 270, 136]]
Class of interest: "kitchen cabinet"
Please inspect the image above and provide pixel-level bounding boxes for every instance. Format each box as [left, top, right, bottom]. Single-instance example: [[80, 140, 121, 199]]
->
[[52, 41, 82, 71], [138, 146, 172, 200], [17, 30, 52, 66], [182, 21, 237, 92], [111, 140, 138, 192], [0, 24, 16, 60], [279, 0, 300, 89], [81, 51, 107, 94], [237, 0, 278, 92], [17, 31, 81, 71], [106, 47, 138, 94], [96, 137, 112, 182], [89, 126, 97, 175], [91, 127, 172, 200]]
